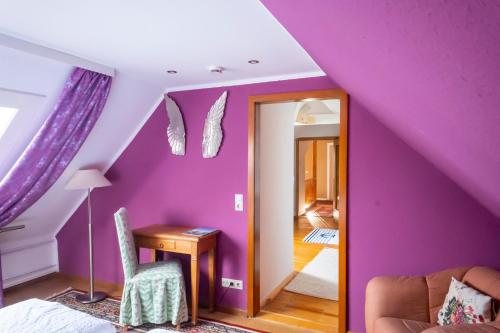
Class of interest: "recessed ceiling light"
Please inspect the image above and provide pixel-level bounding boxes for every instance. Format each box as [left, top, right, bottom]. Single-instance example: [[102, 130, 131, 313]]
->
[[209, 66, 224, 74], [166, 70, 178, 74], [248, 59, 260, 64]]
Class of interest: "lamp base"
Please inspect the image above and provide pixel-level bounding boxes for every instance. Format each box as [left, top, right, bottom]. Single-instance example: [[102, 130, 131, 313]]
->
[[75, 291, 107, 304]]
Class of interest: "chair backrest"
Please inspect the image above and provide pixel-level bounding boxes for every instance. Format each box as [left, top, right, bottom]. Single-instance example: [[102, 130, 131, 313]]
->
[[114, 207, 138, 280]]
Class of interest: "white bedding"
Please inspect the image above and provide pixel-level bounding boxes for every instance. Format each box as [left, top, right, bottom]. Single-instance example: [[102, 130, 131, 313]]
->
[[0, 298, 115, 333]]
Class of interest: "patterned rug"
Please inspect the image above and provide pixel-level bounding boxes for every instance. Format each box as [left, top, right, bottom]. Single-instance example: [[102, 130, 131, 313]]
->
[[47, 289, 265, 333], [303, 228, 337, 244], [310, 204, 333, 217]]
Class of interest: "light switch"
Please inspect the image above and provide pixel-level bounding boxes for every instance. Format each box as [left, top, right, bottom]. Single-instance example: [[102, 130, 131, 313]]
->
[[235, 194, 243, 211]]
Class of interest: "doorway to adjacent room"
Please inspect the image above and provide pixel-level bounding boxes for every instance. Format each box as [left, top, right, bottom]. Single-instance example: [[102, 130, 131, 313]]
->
[[247, 89, 348, 333]]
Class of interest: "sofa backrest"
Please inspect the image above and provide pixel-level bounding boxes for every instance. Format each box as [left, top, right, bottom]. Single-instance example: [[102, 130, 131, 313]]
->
[[425, 267, 470, 324], [462, 267, 500, 322], [425, 266, 500, 324], [365, 267, 500, 333]]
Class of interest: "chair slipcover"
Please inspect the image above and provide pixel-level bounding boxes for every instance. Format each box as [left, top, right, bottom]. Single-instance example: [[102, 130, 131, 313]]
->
[[114, 208, 188, 326]]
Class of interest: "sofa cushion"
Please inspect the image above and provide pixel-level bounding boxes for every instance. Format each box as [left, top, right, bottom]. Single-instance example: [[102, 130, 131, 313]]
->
[[437, 277, 492, 325], [374, 317, 434, 333], [426, 267, 470, 324], [462, 267, 500, 322], [422, 321, 500, 332]]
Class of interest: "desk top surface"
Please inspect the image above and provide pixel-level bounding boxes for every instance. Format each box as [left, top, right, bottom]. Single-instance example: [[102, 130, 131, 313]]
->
[[132, 224, 220, 242]]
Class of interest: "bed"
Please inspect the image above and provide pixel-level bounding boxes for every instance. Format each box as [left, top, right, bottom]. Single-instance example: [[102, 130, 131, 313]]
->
[[0, 298, 115, 333]]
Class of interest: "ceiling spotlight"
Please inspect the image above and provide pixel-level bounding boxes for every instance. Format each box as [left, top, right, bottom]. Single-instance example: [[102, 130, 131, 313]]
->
[[166, 70, 178, 74], [209, 66, 224, 74], [248, 59, 260, 64]]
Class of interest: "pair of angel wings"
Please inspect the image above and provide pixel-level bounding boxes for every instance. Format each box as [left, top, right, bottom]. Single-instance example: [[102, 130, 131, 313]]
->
[[165, 91, 227, 158]]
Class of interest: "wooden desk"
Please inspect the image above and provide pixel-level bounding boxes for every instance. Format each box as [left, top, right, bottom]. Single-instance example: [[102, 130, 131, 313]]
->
[[132, 225, 219, 325]]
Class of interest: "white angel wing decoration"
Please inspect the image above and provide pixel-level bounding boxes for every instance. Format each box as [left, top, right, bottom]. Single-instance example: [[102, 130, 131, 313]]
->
[[164, 95, 186, 155], [202, 91, 227, 158]]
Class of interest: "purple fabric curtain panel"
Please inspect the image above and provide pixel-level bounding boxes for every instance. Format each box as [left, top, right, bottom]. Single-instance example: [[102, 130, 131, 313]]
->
[[0, 67, 112, 306]]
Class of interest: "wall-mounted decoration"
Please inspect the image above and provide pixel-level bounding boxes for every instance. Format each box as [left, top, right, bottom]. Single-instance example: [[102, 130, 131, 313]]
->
[[202, 91, 227, 158], [164, 95, 186, 155]]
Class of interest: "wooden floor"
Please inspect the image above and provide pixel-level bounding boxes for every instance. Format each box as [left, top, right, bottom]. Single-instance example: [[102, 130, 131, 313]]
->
[[294, 213, 337, 271], [260, 208, 339, 333], [4, 273, 320, 333]]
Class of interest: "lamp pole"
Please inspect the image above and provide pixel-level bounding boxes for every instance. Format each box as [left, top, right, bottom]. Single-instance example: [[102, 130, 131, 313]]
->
[[87, 188, 94, 299], [75, 187, 106, 303], [66, 169, 111, 303]]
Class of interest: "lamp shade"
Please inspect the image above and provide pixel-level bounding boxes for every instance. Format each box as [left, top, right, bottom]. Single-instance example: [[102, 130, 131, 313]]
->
[[65, 169, 111, 190]]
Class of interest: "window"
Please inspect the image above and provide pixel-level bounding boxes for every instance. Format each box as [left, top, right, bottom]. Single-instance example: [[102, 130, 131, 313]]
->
[[0, 106, 18, 139]]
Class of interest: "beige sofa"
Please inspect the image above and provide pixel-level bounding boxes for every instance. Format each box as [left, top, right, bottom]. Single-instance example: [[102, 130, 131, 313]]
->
[[365, 267, 500, 333]]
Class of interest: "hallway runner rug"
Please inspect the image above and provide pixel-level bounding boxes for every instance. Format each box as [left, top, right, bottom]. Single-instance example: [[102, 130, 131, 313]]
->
[[47, 288, 266, 333], [303, 228, 338, 245], [306, 203, 334, 217]]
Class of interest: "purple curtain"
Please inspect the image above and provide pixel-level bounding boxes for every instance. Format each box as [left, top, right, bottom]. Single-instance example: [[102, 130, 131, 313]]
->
[[0, 67, 112, 306]]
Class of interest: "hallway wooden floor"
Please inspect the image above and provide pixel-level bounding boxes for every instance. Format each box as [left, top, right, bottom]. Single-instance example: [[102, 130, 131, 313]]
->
[[260, 214, 339, 333], [294, 213, 337, 271]]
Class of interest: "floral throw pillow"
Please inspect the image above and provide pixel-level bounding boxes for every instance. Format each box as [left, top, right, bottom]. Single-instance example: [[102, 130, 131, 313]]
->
[[437, 277, 493, 325]]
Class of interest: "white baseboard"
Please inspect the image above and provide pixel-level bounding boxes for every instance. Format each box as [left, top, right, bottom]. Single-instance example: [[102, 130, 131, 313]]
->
[[1, 236, 59, 288], [3, 265, 58, 288]]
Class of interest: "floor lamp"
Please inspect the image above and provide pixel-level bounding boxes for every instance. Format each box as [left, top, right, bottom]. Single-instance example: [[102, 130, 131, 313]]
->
[[66, 169, 112, 303]]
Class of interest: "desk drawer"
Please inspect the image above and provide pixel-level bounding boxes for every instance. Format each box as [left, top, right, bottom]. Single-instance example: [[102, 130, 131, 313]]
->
[[136, 236, 191, 254], [160, 239, 176, 250]]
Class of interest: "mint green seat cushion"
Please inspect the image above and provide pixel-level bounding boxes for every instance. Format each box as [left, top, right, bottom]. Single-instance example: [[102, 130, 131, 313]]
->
[[114, 208, 188, 326]]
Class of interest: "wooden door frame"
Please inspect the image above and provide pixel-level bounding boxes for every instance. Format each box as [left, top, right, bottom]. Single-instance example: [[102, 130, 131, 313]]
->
[[247, 89, 349, 333], [327, 141, 334, 201], [295, 137, 338, 217]]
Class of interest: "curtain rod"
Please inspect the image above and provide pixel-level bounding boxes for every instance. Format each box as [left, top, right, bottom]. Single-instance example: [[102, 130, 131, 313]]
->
[[0, 33, 115, 77], [0, 225, 25, 233]]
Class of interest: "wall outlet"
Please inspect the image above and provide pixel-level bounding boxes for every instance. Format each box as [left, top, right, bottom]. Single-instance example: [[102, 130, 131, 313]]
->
[[222, 278, 243, 290], [234, 194, 243, 211]]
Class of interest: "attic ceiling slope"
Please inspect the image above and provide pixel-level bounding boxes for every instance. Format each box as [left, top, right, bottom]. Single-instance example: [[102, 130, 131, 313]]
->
[[260, 0, 500, 218]]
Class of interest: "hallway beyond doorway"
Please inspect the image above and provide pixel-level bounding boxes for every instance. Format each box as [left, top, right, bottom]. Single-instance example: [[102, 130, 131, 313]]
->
[[260, 215, 338, 332]]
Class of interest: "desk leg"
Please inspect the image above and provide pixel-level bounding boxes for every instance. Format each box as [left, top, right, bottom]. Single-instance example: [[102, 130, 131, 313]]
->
[[190, 255, 200, 325], [208, 248, 216, 312], [151, 249, 161, 262]]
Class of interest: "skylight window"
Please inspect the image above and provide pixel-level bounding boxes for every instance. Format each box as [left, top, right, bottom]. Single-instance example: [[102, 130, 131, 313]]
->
[[0, 106, 18, 139]]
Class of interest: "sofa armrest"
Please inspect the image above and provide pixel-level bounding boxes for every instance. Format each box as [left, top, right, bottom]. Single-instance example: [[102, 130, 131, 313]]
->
[[365, 276, 430, 333]]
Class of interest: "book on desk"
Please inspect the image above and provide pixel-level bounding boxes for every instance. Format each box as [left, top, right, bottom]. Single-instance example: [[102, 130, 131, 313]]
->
[[182, 227, 218, 237]]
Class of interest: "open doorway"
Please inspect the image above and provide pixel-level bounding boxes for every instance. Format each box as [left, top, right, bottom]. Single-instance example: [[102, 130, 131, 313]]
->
[[247, 90, 348, 333], [296, 137, 339, 217]]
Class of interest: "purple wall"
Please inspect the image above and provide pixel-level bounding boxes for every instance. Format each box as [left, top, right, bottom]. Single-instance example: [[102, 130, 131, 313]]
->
[[57, 77, 336, 311], [57, 76, 500, 332], [348, 97, 500, 332], [260, 0, 500, 219]]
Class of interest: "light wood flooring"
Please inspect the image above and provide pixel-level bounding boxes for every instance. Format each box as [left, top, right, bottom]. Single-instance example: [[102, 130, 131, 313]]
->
[[260, 210, 338, 333], [4, 273, 320, 333]]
